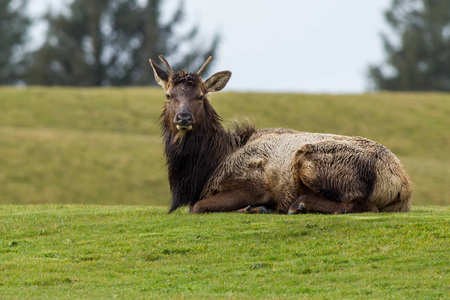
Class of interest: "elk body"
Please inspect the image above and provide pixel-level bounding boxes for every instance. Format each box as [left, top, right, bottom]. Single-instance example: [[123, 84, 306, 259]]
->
[[149, 56, 412, 214]]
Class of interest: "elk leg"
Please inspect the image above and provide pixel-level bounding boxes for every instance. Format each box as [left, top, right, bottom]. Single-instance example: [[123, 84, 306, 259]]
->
[[190, 189, 271, 214], [288, 193, 379, 215], [233, 205, 271, 214]]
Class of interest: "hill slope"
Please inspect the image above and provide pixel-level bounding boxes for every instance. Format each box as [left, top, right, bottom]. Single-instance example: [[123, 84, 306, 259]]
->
[[0, 87, 449, 206]]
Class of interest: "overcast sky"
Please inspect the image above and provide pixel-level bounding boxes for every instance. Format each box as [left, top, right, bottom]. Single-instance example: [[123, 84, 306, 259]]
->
[[29, 0, 393, 93]]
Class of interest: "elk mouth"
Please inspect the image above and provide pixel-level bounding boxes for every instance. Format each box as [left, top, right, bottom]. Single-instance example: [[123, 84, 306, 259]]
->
[[174, 110, 194, 131], [176, 124, 193, 131], [175, 120, 193, 131]]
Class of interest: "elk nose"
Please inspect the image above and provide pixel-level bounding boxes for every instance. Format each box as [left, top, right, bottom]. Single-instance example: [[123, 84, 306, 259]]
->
[[175, 112, 193, 125]]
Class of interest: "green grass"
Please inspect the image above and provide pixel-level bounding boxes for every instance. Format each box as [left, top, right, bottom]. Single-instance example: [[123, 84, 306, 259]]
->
[[1, 88, 448, 298], [0, 205, 448, 299], [0, 87, 449, 206]]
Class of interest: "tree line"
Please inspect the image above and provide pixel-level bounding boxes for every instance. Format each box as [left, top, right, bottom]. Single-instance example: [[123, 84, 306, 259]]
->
[[368, 0, 450, 91], [1, 0, 219, 86], [2, 0, 450, 90]]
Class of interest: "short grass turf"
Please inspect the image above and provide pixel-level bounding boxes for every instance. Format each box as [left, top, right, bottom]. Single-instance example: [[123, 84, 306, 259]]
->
[[0, 205, 448, 299]]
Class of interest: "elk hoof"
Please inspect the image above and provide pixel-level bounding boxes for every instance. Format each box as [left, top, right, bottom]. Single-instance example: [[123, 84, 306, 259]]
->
[[298, 202, 306, 213], [288, 202, 307, 215], [257, 206, 270, 214], [288, 209, 297, 215], [244, 205, 271, 214]]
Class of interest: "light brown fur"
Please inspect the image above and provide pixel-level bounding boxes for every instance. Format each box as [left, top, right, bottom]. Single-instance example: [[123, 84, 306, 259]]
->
[[200, 129, 412, 213]]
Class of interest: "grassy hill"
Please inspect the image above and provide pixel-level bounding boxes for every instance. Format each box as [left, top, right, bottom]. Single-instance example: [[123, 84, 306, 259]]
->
[[0, 87, 449, 206], [0, 205, 448, 299]]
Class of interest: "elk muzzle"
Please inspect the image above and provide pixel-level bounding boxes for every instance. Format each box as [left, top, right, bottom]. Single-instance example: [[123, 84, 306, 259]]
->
[[174, 109, 194, 131]]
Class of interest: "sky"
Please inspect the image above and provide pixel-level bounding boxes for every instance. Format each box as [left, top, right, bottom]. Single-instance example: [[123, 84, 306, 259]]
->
[[29, 0, 393, 93]]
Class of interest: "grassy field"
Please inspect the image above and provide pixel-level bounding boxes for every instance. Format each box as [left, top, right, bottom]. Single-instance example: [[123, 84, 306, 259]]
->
[[0, 88, 449, 298], [0, 87, 449, 206], [0, 205, 448, 299]]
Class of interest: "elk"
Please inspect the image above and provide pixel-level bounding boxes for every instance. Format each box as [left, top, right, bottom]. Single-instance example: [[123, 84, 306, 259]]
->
[[149, 56, 412, 214]]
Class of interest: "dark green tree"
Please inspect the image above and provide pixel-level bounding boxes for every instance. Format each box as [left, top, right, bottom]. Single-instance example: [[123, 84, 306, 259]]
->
[[0, 0, 30, 84], [369, 0, 450, 91], [26, 0, 219, 86]]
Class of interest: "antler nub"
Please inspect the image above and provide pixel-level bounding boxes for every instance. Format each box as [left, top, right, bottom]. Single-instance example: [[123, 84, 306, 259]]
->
[[197, 56, 213, 76], [159, 55, 174, 75]]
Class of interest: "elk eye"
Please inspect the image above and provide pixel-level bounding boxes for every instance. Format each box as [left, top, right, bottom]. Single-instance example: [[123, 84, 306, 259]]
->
[[198, 95, 204, 101], [165, 94, 171, 100]]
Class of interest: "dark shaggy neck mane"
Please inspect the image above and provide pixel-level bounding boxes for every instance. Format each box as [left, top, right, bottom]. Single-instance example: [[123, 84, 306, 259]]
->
[[162, 99, 255, 213]]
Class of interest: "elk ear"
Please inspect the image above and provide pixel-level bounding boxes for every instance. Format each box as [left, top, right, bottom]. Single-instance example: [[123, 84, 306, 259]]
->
[[204, 71, 231, 93], [149, 59, 169, 88]]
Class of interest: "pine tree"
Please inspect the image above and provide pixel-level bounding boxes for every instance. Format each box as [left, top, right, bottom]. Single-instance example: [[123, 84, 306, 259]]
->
[[369, 0, 450, 91], [26, 0, 219, 86], [0, 0, 30, 84]]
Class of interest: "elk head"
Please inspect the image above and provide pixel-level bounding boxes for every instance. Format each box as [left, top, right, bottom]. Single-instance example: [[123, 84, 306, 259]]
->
[[149, 55, 231, 133]]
